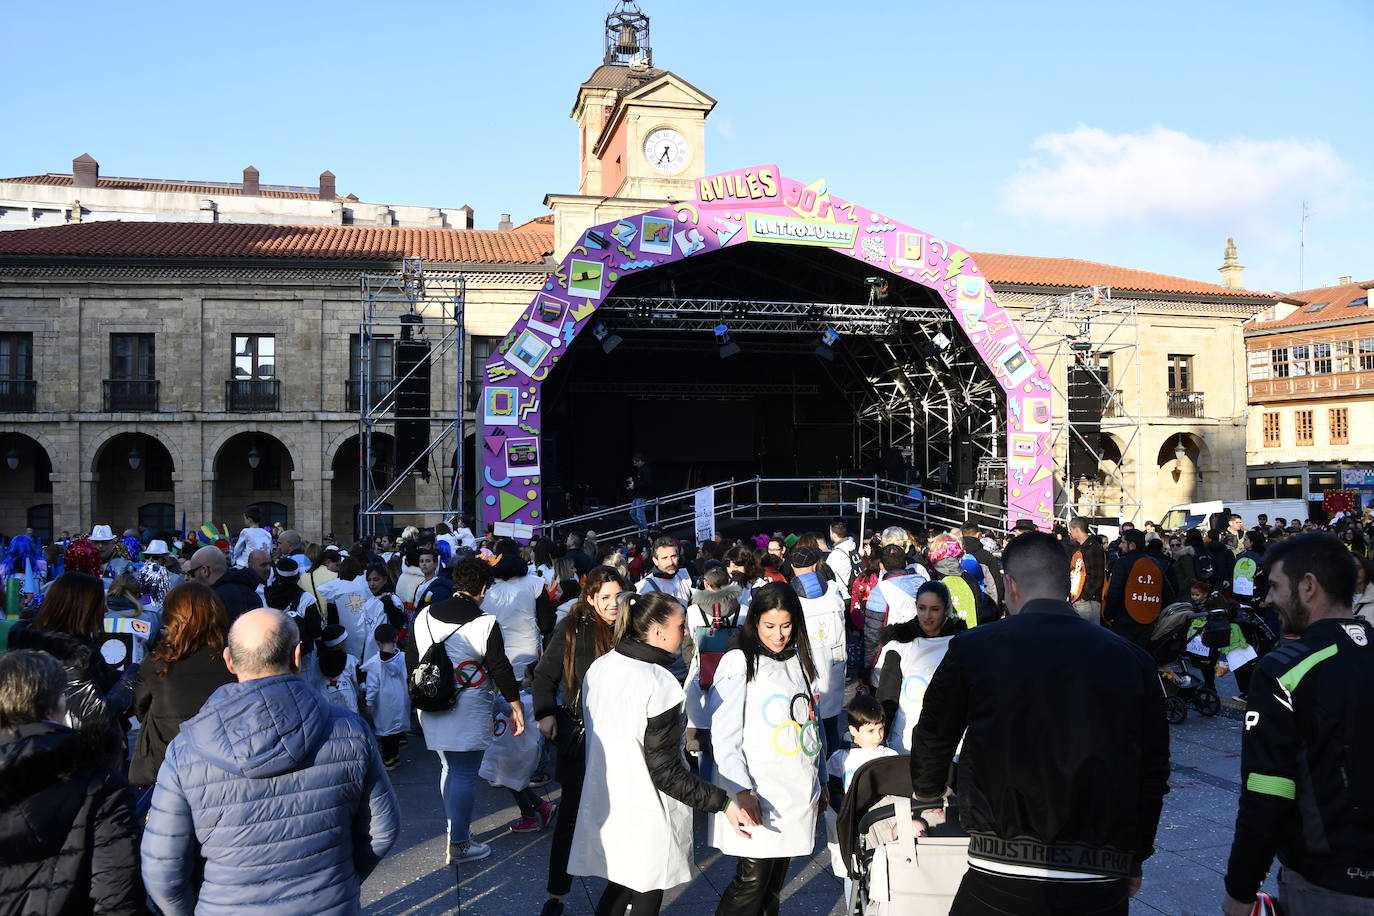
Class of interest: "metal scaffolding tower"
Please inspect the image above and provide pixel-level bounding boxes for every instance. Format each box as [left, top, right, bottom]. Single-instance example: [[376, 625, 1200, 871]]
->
[[357, 257, 466, 539], [1015, 286, 1144, 522]]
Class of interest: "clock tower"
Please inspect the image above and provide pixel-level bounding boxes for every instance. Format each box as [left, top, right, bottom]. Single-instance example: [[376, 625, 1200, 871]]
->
[[549, 1, 716, 256]]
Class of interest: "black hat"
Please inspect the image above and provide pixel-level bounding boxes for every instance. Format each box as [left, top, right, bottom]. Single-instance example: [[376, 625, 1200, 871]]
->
[[788, 544, 822, 568], [274, 557, 300, 577], [321, 624, 348, 648], [1012, 519, 1039, 532]]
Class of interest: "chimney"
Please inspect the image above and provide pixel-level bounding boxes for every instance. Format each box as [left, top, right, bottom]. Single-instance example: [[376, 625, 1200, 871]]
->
[[1218, 236, 1245, 290], [318, 170, 336, 200], [242, 166, 260, 196], [1338, 275, 1353, 285], [457, 205, 474, 229], [498, 213, 513, 231], [72, 153, 99, 189]]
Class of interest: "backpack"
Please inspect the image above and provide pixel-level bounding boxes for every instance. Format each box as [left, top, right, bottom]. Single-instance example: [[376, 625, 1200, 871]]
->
[[693, 602, 740, 690], [1194, 550, 1216, 584], [1124, 557, 1166, 626], [409, 616, 458, 712]]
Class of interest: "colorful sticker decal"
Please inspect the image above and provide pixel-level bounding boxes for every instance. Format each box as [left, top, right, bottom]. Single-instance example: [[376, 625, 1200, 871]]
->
[[640, 216, 674, 255], [505, 329, 553, 378], [480, 166, 1055, 538], [483, 386, 520, 427]]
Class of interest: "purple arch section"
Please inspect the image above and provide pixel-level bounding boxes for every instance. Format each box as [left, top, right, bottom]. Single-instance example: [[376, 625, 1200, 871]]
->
[[480, 165, 1054, 537]]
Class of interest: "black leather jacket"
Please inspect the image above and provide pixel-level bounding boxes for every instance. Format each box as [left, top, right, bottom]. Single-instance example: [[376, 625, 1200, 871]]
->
[[8, 624, 134, 743]]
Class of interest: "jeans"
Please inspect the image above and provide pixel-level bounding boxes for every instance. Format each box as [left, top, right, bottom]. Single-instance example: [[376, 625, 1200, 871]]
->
[[952, 868, 1127, 915], [630, 497, 649, 536], [1280, 866, 1374, 915], [437, 749, 484, 843]]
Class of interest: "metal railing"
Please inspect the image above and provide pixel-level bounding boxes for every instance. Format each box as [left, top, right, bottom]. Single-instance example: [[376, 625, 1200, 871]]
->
[[346, 377, 394, 412], [225, 378, 280, 412], [535, 476, 1010, 543], [103, 378, 159, 412], [1168, 390, 1204, 417], [0, 379, 36, 412]]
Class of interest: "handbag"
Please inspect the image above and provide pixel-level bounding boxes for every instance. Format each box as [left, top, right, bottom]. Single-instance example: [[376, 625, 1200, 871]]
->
[[863, 796, 969, 914]]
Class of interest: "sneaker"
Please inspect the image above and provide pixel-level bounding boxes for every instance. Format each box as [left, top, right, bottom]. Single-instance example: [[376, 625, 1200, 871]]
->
[[447, 840, 491, 864], [539, 899, 565, 916], [383, 756, 399, 771], [510, 814, 543, 833], [538, 800, 559, 828], [528, 774, 551, 787], [1231, 694, 1247, 703]]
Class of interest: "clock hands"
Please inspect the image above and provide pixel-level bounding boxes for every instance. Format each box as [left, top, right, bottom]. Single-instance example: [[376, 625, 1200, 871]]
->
[[658, 145, 671, 164]]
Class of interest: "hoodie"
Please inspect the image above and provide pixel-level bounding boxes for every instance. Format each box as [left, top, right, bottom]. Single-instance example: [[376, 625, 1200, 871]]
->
[[140, 674, 399, 916]]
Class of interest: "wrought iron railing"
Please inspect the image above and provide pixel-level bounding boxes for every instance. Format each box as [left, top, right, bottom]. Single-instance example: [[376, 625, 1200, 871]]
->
[[103, 378, 159, 412], [225, 378, 280, 412], [0, 378, 36, 412]]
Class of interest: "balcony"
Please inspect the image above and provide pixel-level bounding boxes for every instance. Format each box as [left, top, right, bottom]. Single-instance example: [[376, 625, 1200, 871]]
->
[[103, 378, 159, 412], [1102, 389, 1124, 418], [346, 377, 395, 412], [1168, 390, 1204, 418], [0, 379, 36, 412], [225, 378, 280, 413]]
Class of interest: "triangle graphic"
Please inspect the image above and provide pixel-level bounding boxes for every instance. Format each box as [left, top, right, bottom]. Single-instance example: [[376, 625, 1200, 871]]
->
[[714, 221, 742, 246], [499, 490, 529, 520], [484, 435, 506, 456], [1030, 465, 1052, 485]]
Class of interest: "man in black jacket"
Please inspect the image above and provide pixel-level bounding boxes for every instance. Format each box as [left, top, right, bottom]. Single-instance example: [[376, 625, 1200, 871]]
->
[[1221, 533, 1374, 915], [911, 531, 1170, 915], [184, 545, 260, 622], [1104, 528, 1173, 649]]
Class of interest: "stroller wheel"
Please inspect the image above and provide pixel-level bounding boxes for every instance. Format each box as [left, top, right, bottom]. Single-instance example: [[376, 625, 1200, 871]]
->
[[1194, 688, 1222, 717], [1165, 696, 1188, 725]]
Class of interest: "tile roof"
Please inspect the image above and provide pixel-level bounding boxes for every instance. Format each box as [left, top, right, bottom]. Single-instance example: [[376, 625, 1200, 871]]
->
[[1246, 280, 1374, 329], [0, 222, 553, 265], [512, 214, 554, 232], [971, 252, 1270, 300], [579, 63, 667, 92], [1, 173, 341, 201]]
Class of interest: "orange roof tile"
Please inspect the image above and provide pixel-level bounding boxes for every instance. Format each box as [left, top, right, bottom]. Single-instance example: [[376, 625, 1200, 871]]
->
[[512, 214, 554, 232], [1, 173, 342, 201], [0, 222, 553, 265], [1246, 280, 1374, 329], [971, 252, 1269, 299]]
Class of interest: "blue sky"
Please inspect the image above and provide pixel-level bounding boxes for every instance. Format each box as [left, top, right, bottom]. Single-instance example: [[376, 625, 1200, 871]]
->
[[4, 0, 1370, 293]]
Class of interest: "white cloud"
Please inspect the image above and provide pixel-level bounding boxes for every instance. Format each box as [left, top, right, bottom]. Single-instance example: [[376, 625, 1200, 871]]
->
[[1002, 126, 1352, 229]]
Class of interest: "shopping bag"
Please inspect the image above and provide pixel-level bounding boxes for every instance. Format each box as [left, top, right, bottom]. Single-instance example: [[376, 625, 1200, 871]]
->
[[478, 692, 541, 790]]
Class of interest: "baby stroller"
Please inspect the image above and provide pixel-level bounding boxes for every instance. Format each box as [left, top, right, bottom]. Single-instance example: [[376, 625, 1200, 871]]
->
[[1149, 602, 1221, 723], [836, 755, 969, 914]]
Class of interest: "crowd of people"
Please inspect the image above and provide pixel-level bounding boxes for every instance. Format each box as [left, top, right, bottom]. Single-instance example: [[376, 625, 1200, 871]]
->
[[0, 502, 1370, 915]]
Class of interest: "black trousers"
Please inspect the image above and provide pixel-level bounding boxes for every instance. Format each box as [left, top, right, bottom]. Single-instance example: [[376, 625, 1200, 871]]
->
[[951, 867, 1129, 916], [715, 856, 791, 916], [378, 732, 401, 760], [546, 756, 585, 896], [595, 882, 663, 916]]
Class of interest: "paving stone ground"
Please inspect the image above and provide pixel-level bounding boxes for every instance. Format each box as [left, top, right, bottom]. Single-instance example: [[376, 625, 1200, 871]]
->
[[362, 672, 1274, 915]]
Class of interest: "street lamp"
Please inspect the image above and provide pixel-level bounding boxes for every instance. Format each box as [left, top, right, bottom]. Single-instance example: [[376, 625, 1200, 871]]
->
[[5, 448, 18, 471], [128, 446, 141, 470], [1173, 435, 1186, 470], [247, 445, 261, 470]]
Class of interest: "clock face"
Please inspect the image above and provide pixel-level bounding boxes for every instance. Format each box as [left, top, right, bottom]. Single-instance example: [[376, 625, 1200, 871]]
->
[[644, 127, 690, 175]]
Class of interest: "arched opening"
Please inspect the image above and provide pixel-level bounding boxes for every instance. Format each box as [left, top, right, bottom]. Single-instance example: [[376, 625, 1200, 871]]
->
[[330, 432, 417, 542], [213, 432, 295, 529], [0, 432, 53, 542], [1154, 432, 1208, 511], [91, 432, 174, 534]]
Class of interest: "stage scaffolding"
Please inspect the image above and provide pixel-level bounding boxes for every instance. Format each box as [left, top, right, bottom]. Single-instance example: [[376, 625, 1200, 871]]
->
[[1015, 286, 1144, 522], [596, 292, 1004, 496], [356, 257, 466, 539]]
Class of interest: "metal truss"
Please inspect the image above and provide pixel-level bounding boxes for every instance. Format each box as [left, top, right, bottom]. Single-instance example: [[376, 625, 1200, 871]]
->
[[1015, 286, 1143, 522], [570, 381, 819, 399], [357, 257, 466, 538], [600, 296, 947, 333]]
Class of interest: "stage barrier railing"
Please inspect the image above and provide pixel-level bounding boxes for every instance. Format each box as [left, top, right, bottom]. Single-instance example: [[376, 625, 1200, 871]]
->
[[535, 476, 1010, 544]]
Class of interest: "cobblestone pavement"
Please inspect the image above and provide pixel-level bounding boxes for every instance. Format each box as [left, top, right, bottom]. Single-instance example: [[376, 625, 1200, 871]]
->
[[362, 678, 1274, 915]]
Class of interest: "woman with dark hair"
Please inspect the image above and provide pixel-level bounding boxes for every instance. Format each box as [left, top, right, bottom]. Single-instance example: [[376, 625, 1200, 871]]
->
[[723, 545, 767, 609], [532, 565, 631, 916], [709, 581, 823, 915], [9, 572, 133, 750], [129, 581, 233, 789], [569, 590, 753, 916], [406, 557, 524, 866], [874, 579, 965, 752], [365, 561, 408, 632]]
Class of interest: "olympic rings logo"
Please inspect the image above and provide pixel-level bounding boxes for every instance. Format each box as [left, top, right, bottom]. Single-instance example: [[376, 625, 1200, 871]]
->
[[761, 692, 821, 758], [902, 673, 929, 705], [455, 660, 488, 690]]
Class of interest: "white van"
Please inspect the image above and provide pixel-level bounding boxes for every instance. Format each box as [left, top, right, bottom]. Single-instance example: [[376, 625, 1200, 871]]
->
[[1159, 499, 1307, 532]]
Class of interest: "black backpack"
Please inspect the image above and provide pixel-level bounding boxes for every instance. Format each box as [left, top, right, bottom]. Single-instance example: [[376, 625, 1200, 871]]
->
[[1194, 550, 1216, 584], [409, 616, 458, 712]]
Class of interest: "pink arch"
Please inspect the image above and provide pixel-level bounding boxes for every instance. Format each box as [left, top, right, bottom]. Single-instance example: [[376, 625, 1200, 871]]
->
[[480, 165, 1054, 536]]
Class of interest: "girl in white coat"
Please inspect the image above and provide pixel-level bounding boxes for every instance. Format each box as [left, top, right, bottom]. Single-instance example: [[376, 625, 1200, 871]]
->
[[709, 582, 825, 916], [570, 590, 754, 916], [873, 580, 965, 753]]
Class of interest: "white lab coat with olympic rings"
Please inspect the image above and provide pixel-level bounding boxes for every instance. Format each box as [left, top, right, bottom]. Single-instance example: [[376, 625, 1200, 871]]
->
[[877, 635, 954, 754], [798, 581, 848, 720], [411, 612, 499, 752], [708, 648, 821, 858]]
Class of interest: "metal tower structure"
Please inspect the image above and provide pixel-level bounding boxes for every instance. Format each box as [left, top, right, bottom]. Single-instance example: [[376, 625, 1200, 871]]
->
[[1015, 286, 1144, 522], [357, 257, 466, 539]]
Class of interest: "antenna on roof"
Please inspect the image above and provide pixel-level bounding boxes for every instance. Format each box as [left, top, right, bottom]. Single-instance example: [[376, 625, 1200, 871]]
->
[[1299, 200, 1309, 290]]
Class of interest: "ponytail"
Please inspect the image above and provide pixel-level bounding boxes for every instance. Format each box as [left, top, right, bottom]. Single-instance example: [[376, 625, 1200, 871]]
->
[[614, 590, 681, 643]]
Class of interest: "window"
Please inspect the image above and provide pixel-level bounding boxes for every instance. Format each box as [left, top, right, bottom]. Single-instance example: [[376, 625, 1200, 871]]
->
[[1295, 410, 1314, 446], [1314, 342, 1333, 375], [348, 334, 395, 411], [1330, 408, 1349, 445], [1270, 347, 1290, 378], [0, 333, 35, 411], [1290, 344, 1310, 377], [1304, 302, 1329, 313], [1361, 339, 1374, 371], [1276, 476, 1303, 499], [138, 502, 175, 533], [1247, 349, 1270, 381], [111, 333, 155, 379], [1167, 354, 1192, 392], [232, 334, 275, 379], [1348, 297, 1368, 308], [467, 336, 499, 410], [1263, 412, 1281, 447], [1335, 340, 1356, 373], [1248, 477, 1275, 499], [256, 501, 288, 528]]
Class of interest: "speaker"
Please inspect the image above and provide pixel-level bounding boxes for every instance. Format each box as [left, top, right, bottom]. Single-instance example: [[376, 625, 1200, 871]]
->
[[395, 420, 429, 475], [1067, 362, 1103, 477], [394, 340, 431, 415]]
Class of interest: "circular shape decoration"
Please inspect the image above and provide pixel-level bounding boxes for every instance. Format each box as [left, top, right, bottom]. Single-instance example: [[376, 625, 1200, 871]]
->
[[526, 490, 537, 500], [760, 693, 790, 729], [455, 660, 488, 689], [530, 511, 538, 518], [608, 272, 618, 282], [522, 479, 530, 486], [1012, 488, 1021, 497], [799, 721, 822, 758], [902, 673, 930, 704], [99, 636, 128, 667], [643, 127, 690, 175], [483, 466, 511, 487], [771, 721, 802, 757], [484, 495, 496, 506]]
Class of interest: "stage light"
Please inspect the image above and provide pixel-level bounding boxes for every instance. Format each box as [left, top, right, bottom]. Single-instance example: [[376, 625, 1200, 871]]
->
[[814, 327, 840, 361], [714, 324, 740, 359], [592, 322, 622, 354]]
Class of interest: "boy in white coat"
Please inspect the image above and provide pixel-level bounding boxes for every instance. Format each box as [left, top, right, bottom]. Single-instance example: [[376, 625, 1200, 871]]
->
[[362, 623, 410, 770]]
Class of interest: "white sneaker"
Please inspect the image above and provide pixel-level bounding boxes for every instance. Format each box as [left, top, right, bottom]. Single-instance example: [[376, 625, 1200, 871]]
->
[[447, 840, 491, 865]]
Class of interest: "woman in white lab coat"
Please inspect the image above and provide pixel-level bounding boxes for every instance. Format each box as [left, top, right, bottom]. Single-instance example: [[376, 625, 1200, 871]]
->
[[709, 582, 824, 915], [570, 590, 754, 916]]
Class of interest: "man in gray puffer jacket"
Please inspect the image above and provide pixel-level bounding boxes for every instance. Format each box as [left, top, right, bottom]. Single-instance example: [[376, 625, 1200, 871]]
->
[[142, 608, 400, 915]]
